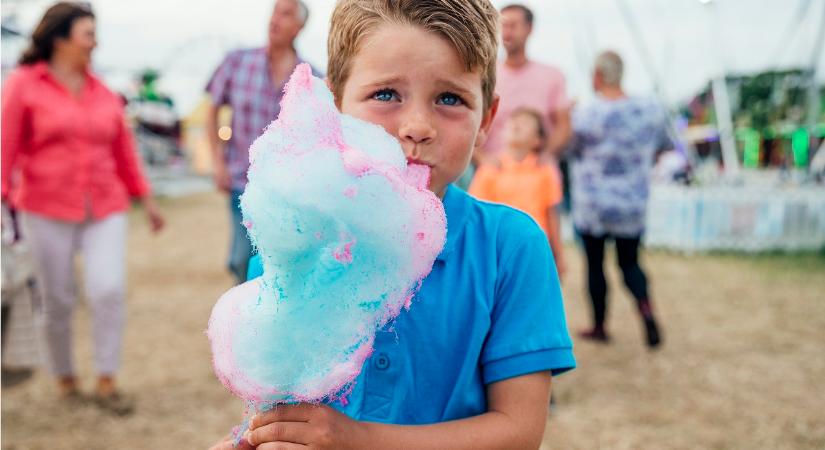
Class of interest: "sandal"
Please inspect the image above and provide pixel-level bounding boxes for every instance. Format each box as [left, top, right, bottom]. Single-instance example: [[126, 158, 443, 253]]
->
[[60, 389, 90, 407], [578, 328, 610, 343], [2, 367, 34, 388], [94, 391, 135, 416]]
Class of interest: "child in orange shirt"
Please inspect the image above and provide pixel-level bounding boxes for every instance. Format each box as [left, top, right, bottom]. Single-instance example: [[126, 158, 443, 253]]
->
[[470, 108, 565, 276]]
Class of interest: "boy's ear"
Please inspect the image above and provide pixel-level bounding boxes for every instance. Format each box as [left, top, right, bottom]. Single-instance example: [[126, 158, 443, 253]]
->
[[474, 94, 500, 150]]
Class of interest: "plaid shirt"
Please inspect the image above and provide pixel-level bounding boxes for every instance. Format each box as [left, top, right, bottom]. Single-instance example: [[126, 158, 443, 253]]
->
[[206, 47, 321, 190]]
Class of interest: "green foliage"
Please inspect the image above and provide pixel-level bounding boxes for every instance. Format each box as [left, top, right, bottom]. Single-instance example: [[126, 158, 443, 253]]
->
[[684, 68, 822, 134]]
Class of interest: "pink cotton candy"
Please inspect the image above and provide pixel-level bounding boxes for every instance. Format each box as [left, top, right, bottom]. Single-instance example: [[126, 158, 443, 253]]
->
[[206, 64, 447, 412]]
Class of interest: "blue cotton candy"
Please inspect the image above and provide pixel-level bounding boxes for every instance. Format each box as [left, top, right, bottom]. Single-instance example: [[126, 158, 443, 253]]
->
[[207, 64, 446, 407]]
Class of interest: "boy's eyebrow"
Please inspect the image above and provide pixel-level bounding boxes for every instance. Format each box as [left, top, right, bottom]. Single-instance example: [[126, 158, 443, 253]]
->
[[360, 76, 406, 89], [435, 79, 476, 100], [359, 77, 477, 100]]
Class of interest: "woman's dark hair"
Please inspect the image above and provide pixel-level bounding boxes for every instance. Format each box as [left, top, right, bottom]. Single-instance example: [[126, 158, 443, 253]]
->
[[19, 2, 95, 65]]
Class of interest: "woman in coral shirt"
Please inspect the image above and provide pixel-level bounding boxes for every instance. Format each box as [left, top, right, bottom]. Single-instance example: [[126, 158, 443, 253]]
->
[[1, 2, 164, 415]]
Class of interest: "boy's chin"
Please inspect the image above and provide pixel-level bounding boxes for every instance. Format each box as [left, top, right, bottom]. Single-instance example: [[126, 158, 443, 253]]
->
[[429, 179, 450, 199], [430, 168, 469, 198]]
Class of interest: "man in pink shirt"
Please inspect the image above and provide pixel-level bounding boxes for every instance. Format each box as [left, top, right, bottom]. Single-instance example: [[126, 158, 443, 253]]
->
[[482, 4, 572, 159]]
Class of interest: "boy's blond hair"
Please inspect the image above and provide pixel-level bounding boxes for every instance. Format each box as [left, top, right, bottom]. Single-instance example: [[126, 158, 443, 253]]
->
[[328, 0, 499, 110]]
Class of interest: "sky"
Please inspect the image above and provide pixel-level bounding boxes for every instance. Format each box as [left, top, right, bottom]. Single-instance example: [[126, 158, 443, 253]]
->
[[2, 0, 823, 115]]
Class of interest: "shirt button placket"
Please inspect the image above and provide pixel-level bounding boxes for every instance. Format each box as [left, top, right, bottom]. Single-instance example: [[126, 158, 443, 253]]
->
[[374, 353, 390, 371]]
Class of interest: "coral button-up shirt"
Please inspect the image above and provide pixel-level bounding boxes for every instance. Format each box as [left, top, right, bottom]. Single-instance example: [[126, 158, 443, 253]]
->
[[2, 62, 150, 222]]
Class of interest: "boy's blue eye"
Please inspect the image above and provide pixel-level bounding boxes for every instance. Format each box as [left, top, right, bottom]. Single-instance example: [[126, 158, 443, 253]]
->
[[437, 92, 463, 106], [372, 89, 397, 102]]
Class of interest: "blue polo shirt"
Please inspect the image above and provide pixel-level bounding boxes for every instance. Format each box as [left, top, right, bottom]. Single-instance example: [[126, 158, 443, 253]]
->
[[246, 185, 575, 424]]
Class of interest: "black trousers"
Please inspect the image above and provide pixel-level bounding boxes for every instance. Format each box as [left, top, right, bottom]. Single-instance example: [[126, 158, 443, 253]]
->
[[579, 232, 650, 329]]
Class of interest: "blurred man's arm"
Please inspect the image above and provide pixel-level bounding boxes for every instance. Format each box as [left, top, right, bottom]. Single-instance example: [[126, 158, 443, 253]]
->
[[546, 206, 565, 279], [547, 106, 572, 156], [206, 101, 231, 193]]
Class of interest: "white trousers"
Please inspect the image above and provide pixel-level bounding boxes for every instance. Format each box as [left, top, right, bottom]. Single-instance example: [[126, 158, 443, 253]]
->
[[20, 212, 127, 376]]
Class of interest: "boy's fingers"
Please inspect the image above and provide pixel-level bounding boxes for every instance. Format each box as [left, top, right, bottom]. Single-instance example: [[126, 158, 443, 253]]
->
[[209, 433, 245, 450], [256, 443, 307, 450], [209, 432, 256, 450], [209, 437, 255, 450], [251, 404, 316, 428], [246, 422, 312, 446], [235, 437, 256, 450]]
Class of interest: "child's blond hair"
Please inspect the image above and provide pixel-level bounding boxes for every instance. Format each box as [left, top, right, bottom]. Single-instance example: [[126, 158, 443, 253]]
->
[[327, 0, 499, 109]]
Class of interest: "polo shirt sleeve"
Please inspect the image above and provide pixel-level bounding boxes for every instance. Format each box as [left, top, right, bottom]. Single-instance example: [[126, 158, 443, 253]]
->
[[205, 52, 236, 105], [481, 212, 575, 384]]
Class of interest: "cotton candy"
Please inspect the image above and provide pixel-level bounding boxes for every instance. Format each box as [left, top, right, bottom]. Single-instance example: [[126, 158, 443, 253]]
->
[[206, 64, 446, 408]]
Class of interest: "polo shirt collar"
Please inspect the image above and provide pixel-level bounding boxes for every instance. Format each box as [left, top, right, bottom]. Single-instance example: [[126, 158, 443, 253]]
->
[[435, 185, 470, 262]]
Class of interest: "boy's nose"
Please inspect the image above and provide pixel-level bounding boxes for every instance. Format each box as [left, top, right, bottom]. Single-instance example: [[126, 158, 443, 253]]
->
[[399, 114, 436, 146]]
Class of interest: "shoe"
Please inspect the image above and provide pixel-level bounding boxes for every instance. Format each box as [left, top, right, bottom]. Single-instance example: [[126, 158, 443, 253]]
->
[[1, 367, 33, 388], [578, 328, 610, 343], [59, 389, 90, 407], [644, 318, 661, 349], [94, 391, 135, 416]]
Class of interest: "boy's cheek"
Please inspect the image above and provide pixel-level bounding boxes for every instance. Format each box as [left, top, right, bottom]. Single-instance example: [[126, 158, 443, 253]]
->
[[341, 104, 399, 138]]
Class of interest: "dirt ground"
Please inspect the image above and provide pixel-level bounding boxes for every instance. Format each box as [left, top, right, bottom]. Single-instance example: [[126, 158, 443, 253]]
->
[[2, 192, 824, 450]]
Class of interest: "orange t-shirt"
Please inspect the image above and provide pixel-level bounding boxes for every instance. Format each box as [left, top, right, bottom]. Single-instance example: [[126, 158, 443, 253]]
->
[[469, 153, 562, 232]]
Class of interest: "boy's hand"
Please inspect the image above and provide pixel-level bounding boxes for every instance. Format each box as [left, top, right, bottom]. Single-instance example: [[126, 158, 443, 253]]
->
[[245, 403, 364, 450], [208, 434, 254, 450]]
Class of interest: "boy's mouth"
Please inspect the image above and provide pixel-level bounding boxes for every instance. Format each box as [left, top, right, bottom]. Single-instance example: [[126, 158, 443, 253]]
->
[[403, 162, 432, 190], [406, 158, 432, 168]]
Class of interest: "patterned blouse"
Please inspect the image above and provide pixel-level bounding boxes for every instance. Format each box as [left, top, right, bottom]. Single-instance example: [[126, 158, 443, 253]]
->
[[570, 95, 672, 237]]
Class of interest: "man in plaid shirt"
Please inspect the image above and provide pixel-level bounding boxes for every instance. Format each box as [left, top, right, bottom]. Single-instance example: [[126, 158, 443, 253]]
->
[[205, 0, 321, 283]]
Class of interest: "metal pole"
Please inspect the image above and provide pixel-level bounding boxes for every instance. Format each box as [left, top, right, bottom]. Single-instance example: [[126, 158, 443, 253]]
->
[[615, 0, 700, 168], [702, 0, 740, 179], [806, 2, 825, 132]]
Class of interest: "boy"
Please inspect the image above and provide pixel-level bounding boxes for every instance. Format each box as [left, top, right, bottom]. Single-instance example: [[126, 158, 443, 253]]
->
[[470, 107, 566, 278], [215, 1, 574, 448]]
